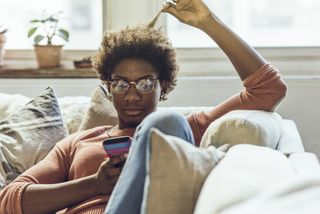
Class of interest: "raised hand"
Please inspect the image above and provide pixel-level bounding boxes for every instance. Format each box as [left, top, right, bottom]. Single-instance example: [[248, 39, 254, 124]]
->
[[162, 0, 212, 29]]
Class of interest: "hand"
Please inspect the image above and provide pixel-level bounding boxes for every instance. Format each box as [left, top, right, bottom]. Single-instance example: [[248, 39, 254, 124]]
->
[[162, 0, 212, 29], [93, 155, 127, 195]]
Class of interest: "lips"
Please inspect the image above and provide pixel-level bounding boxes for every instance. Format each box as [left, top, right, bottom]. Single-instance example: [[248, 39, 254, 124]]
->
[[123, 108, 144, 116]]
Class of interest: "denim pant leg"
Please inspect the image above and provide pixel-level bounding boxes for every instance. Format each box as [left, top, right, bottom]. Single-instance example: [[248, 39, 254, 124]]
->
[[104, 110, 195, 214]]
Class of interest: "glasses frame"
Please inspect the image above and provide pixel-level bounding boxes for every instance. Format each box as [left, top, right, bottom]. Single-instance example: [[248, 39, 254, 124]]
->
[[102, 78, 159, 95]]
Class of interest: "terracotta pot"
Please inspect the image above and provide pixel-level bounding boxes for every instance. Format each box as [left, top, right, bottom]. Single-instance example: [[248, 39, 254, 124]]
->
[[0, 34, 6, 67], [34, 45, 63, 68]]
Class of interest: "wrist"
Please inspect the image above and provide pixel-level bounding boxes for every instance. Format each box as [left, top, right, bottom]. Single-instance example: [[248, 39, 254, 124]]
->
[[197, 13, 218, 32], [86, 174, 102, 195]]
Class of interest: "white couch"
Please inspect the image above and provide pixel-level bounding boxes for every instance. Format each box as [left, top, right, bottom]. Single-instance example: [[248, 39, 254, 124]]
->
[[0, 87, 320, 213]]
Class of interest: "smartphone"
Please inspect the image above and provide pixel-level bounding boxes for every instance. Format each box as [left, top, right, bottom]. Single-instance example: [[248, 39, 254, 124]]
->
[[102, 136, 132, 157]]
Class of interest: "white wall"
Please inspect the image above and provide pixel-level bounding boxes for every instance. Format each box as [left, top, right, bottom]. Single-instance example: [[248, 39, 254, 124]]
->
[[0, 76, 319, 158]]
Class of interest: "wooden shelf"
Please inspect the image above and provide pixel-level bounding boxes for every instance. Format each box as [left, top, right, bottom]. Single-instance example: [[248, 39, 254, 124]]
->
[[0, 60, 97, 78]]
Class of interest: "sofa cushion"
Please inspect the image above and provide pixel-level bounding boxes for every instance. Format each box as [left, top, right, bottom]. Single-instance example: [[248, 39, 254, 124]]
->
[[193, 144, 296, 214], [0, 87, 68, 189], [0, 93, 29, 121], [200, 110, 283, 149], [78, 86, 118, 131], [277, 119, 304, 154], [141, 128, 225, 214], [58, 96, 90, 134], [219, 174, 320, 214]]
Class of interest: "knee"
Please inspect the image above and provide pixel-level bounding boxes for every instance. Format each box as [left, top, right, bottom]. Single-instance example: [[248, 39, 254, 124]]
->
[[140, 110, 186, 130], [135, 110, 194, 144]]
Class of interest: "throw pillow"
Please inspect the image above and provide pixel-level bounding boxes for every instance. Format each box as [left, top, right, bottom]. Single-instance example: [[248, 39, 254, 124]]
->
[[0, 93, 29, 121], [0, 87, 69, 189], [200, 110, 283, 149], [141, 128, 225, 214], [77, 85, 118, 131], [58, 96, 90, 134], [193, 144, 296, 214]]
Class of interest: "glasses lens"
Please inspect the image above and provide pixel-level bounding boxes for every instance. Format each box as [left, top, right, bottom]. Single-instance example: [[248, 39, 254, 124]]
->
[[136, 79, 156, 94], [111, 80, 129, 94]]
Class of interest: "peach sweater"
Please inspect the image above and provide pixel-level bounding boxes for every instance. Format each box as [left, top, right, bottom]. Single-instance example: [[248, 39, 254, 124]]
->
[[0, 64, 287, 214]]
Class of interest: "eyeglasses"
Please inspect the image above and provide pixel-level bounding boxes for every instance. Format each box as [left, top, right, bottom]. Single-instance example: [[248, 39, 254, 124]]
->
[[104, 78, 159, 95]]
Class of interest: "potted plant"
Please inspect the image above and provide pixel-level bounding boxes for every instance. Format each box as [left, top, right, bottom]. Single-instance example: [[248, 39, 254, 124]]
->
[[28, 11, 69, 68], [0, 25, 7, 67]]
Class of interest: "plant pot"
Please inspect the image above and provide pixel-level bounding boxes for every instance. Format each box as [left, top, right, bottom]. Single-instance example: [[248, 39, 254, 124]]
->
[[0, 34, 6, 67], [34, 45, 63, 68]]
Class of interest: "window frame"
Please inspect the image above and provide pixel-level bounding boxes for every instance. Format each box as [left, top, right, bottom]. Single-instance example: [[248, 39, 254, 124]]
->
[[3, 0, 320, 76]]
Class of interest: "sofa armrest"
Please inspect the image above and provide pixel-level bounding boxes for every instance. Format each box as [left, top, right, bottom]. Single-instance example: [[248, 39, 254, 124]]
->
[[288, 152, 320, 176], [276, 119, 304, 154]]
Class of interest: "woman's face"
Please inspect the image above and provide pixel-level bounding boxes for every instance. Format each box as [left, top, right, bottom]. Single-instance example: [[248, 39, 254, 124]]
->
[[109, 58, 163, 129]]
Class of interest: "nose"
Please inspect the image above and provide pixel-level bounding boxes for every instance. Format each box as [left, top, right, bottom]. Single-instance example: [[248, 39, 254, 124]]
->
[[124, 83, 141, 102]]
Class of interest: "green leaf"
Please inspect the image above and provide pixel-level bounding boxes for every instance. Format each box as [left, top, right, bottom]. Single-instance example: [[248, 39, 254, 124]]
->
[[58, 29, 69, 42], [27, 27, 37, 38], [30, 19, 41, 23], [48, 17, 58, 23], [34, 35, 45, 45]]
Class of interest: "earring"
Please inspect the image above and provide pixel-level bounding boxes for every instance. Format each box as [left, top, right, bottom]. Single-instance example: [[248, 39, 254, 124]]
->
[[159, 92, 166, 101]]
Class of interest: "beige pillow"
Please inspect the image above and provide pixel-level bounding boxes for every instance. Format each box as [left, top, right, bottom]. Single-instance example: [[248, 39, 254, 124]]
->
[[193, 144, 296, 214], [200, 110, 283, 149], [0, 87, 69, 189], [141, 128, 225, 214], [77, 86, 118, 131], [58, 96, 90, 134]]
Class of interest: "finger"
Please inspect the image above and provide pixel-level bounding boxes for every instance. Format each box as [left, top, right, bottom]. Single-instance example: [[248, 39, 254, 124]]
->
[[162, 3, 179, 17], [107, 168, 122, 177], [109, 154, 126, 164], [112, 159, 126, 168], [217, 144, 231, 152], [99, 159, 112, 171]]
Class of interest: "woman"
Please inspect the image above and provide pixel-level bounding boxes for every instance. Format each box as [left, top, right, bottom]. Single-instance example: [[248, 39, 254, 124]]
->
[[0, 0, 287, 213]]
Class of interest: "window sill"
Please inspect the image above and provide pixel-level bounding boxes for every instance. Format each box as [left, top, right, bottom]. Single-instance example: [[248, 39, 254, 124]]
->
[[0, 60, 97, 78]]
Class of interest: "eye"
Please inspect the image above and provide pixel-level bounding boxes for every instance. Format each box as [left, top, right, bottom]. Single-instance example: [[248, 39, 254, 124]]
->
[[137, 79, 155, 93], [111, 79, 129, 93]]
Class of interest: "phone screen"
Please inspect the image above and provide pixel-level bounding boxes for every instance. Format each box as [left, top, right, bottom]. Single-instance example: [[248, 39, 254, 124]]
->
[[103, 136, 132, 156]]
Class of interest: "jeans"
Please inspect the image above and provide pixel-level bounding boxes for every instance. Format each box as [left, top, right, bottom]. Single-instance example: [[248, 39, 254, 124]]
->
[[104, 110, 195, 214]]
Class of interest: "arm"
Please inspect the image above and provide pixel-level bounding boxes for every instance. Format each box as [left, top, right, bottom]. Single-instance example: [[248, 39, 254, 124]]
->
[[22, 160, 120, 214], [163, 0, 265, 80], [163, 0, 287, 145], [0, 132, 123, 214]]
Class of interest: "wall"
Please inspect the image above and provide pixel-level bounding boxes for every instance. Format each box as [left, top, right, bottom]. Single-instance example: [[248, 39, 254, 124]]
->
[[0, 75, 319, 158]]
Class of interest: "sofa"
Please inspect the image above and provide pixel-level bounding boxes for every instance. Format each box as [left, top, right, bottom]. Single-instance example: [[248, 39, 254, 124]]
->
[[1, 86, 320, 214]]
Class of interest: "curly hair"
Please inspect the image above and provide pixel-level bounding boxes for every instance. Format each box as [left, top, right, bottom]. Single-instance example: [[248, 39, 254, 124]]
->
[[92, 25, 179, 100]]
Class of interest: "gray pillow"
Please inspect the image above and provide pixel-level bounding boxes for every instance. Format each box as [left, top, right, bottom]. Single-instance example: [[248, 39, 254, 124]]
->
[[0, 87, 68, 189]]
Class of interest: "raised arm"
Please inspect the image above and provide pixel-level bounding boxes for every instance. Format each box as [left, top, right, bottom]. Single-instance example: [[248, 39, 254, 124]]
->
[[163, 0, 266, 80]]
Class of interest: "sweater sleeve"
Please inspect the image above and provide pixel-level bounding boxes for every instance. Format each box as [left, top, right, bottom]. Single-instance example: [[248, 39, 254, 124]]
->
[[188, 63, 287, 146], [0, 133, 79, 214]]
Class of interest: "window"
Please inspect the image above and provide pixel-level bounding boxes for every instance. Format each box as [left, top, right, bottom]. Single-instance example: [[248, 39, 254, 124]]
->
[[167, 0, 320, 47], [0, 0, 102, 50]]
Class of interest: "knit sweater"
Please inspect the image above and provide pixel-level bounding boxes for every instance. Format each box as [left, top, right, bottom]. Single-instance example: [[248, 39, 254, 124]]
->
[[0, 64, 287, 214]]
